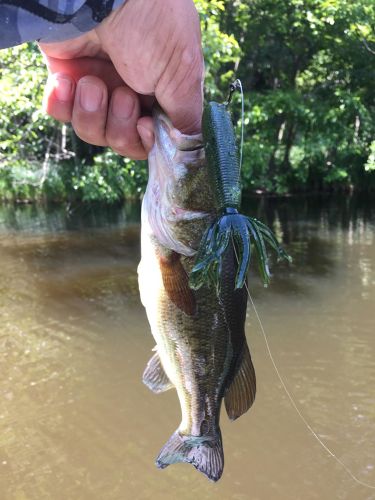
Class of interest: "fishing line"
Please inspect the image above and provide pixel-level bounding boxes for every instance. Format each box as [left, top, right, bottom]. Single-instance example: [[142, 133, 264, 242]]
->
[[224, 80, 375, 489], [231, 237, 375, 490]]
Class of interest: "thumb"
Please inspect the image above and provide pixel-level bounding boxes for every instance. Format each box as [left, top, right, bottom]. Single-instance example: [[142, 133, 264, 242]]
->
[[155, 50, 204, 134]]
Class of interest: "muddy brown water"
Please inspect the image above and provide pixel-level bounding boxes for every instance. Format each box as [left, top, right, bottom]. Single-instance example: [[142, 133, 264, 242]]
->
[[0, 196, 374, 500]]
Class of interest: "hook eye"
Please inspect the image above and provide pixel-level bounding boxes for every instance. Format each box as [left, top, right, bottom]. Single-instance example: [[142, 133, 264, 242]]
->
[[227, 79, 242, 105]]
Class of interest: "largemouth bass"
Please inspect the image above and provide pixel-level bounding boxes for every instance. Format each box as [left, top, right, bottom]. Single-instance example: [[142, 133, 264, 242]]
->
[[138, 107, 256, 482]]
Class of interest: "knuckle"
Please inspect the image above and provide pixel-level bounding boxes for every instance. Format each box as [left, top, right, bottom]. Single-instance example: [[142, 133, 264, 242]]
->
[[179, 46, 200, 71], [109, 138, 145, 159], [177, 45, 203, 82], [52, 109, 72, 124], [73, 125, 105, 147], [106, 130, 139, 152], [105, 131, 125, 150], [161, 45, 203, 100], [112, 147, 145, 160]]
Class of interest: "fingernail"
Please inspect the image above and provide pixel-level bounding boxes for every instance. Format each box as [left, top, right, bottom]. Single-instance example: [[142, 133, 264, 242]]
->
[[79, 82, 103, 112], [54, 75, 73, 102], [112, 92, 135, 120]]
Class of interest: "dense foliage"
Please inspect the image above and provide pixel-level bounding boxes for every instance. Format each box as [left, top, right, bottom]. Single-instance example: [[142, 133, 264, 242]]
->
[[0, 0, 374, 202]]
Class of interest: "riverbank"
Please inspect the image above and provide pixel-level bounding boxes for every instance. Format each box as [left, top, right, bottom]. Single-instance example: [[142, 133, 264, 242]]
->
[[1, 176, 375, 205], [1, 192, 373, 234]]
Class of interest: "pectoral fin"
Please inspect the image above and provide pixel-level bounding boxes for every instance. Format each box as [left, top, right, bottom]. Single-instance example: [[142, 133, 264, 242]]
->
[[159, 252, 197, 316], [224, 343, 256, 421], [143, 351, 174, 394]]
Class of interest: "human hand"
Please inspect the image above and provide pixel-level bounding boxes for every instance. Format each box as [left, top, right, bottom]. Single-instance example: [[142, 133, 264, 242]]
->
[[40, 0, 204, 160]]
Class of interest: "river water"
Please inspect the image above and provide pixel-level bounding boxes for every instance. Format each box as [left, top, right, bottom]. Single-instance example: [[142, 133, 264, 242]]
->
[[0, 196, 374, 500]]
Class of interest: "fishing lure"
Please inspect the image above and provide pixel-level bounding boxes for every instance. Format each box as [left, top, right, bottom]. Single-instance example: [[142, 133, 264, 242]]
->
[[189, 81, 291, 291]]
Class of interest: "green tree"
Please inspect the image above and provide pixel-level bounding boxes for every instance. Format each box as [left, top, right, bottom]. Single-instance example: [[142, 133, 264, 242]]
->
[[0, 1, 374, 201], [217, 0, 375, 192]]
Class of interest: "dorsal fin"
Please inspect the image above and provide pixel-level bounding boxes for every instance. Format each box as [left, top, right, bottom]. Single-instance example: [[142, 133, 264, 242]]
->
[[159, 252, 196, 316], [143, 350, 174, 394], [224, 343, 256, 421]]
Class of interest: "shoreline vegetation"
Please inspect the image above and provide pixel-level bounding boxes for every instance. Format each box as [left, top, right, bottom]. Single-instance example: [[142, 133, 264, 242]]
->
[[1, 0, 374, 204]]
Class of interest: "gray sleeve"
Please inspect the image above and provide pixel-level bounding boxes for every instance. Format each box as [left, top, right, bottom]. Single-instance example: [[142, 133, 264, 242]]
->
[[0, 0, 126, 49]]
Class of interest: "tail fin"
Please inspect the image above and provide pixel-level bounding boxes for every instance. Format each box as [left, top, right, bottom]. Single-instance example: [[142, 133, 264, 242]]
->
[[156, 430, 224, 482]]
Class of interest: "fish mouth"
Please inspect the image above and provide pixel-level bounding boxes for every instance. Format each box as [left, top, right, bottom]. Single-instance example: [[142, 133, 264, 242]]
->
[[154, 106, 204, 155], [143, 106, 210, 256]]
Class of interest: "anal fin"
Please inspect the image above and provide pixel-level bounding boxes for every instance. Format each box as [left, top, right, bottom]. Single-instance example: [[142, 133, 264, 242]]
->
[[225, 343, 256, 421], [143, 350, 174, 394]]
